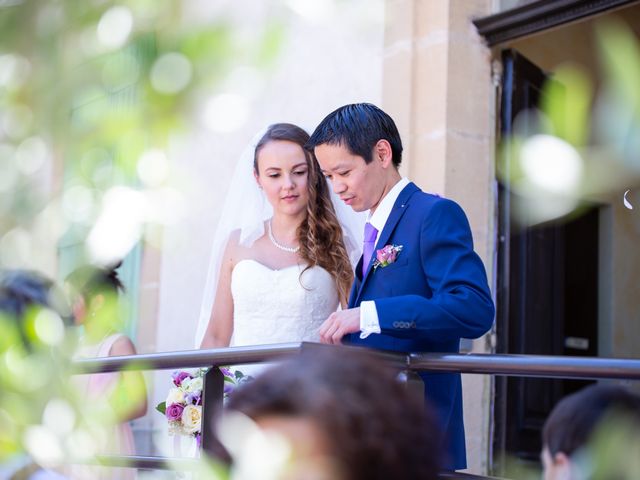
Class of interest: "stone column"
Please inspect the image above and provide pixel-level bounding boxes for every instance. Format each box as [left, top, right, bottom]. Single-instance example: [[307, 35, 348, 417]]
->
[[383, 0, 496, 474]]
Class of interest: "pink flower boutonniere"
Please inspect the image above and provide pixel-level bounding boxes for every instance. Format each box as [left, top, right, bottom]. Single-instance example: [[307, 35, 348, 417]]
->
[[373, 244, 403, 270]]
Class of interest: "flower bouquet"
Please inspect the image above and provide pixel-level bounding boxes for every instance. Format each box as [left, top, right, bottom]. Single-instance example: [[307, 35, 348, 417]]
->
[[156, 367, 250, 445]]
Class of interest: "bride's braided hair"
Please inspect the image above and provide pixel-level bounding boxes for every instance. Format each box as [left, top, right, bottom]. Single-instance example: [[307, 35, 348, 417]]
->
[[254, 124, 353, 305]]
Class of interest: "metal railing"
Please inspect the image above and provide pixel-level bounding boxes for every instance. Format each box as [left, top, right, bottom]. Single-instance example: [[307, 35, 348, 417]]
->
[[72, 342, 640, 479], [74, 343, 640, 380], [408, 352, 640, 380], [73, 342, 406, 373]]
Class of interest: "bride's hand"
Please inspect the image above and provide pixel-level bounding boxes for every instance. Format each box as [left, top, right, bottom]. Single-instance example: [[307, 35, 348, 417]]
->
[[319, 308, 360, 344]]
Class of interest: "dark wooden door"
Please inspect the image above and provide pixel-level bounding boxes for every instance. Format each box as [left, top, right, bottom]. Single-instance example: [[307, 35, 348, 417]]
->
[[494, 50, 599, 467]]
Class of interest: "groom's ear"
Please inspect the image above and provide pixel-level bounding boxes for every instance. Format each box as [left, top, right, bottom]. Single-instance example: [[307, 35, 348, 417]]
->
[[374, 139, 394, 169]]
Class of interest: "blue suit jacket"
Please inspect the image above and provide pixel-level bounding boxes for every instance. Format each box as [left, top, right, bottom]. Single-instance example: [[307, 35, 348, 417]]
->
[[345, 182, 495, 470]]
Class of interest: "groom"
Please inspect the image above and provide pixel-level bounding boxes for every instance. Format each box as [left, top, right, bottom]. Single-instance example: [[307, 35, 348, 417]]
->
[[307, 103, 495, 471]]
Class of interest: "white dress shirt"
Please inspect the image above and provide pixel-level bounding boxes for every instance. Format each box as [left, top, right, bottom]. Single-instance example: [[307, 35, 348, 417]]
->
[[359, 177, 410, 338]]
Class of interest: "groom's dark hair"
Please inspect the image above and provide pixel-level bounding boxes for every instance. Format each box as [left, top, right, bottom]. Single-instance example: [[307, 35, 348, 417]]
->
[[306, 103, 403, 167]]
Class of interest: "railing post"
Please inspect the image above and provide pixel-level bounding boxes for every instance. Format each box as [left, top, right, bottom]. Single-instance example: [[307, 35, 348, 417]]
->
[[397, 368, 425, 405], [200, 367, 228, 462]]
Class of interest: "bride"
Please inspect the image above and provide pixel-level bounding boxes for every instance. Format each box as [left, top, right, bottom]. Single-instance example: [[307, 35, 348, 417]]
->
[[196, 123, 362, 353]]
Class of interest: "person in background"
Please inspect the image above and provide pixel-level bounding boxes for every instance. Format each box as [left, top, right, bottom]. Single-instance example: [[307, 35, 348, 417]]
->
[[225, 346, 441, 480], [66, 263, 147, 480], [0, 270, 70, 480], [542, 384, 640, 480]]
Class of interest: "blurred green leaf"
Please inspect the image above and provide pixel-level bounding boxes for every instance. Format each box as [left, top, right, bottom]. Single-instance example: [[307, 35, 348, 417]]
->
[[0, 1, 287, 471], [109, 363, 148, 420], [256, 21, 287, 68], [596, 18, 640, 111], [156, 400, 166, 415], [542, 65, 592, 146]]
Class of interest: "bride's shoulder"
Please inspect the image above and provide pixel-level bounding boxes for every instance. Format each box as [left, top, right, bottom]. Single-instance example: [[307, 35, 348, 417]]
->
[[226, 229, 242, 247], [224, 228, 269, 265], [225, 227, 266, 250], [226, 220, 269, 249]]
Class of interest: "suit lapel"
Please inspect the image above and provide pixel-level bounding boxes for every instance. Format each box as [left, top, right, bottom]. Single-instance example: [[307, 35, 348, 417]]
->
[[353, 182, 420, 305], [348, 257, 363, 307]]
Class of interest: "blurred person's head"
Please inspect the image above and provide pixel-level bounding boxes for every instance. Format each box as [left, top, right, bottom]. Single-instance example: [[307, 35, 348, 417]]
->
[[542, 384, 640, 480], [0, 270, 74, 469], [0, 269, 70, 347], [225, 346, 441, 480], [0, 270, 54, 317], [65, 262, 124, 325], [65, 263, 126, 343]]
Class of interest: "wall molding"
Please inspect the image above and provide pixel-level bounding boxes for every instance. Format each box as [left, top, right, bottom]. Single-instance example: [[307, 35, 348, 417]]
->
[[473, 0, 638, 46]]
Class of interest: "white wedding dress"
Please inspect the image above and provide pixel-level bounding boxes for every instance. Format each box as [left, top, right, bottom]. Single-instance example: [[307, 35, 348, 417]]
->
[[229, 259, 339, 376]]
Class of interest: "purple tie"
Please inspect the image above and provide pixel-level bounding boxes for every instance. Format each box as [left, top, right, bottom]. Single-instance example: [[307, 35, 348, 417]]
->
[[362, 222, 378, 276]]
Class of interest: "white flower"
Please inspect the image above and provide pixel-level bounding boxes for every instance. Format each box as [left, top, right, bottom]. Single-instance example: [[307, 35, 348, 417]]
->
[[166, 387, 185, 405], [183, 376, 203, 394], [181, 405, 202, 435], [168, 421, 185, 436]]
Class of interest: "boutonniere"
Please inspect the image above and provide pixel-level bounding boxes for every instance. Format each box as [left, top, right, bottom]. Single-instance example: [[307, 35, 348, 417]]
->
[[372, 244, 403, 270]]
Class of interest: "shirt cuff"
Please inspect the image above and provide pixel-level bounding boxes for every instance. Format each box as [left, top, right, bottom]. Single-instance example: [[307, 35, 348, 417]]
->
[[359, 300, 381, 339]]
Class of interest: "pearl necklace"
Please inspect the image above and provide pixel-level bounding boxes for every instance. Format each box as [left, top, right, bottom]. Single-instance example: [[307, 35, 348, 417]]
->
[[268, 220, 300, 253]]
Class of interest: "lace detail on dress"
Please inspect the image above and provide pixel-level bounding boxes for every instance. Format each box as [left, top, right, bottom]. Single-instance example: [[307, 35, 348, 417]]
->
[[230, 259, 339, 347]]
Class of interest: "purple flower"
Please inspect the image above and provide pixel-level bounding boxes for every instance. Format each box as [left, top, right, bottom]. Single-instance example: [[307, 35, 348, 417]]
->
[[224, 384, 234, 395], [166, 403, 185, 421], [219, 367, 232, 377], [186, 392, 202, 405], [172, 371, 192, 387], [373, 244, 403, 270], [376, 245, 397, 264]]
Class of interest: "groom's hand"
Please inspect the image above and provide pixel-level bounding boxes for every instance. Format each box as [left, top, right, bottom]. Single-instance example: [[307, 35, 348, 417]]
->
[[319, 308, 361, 344]]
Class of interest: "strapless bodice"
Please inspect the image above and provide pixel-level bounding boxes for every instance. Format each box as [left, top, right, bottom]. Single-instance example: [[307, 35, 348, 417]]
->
[[230, 259, 339, 347]]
